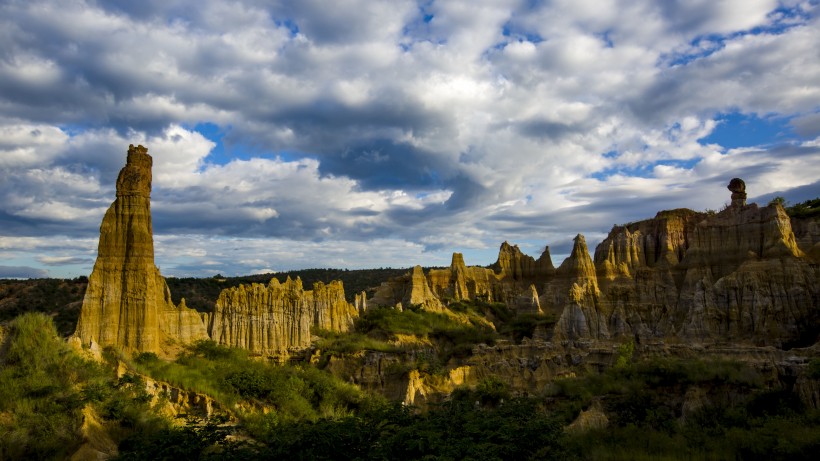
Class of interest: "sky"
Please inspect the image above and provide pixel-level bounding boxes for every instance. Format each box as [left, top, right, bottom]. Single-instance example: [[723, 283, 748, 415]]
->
[[1, 0, 819, 279]]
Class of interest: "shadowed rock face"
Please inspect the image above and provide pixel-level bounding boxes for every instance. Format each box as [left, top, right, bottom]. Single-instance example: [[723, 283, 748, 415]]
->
[[73, 145, 208, 355]]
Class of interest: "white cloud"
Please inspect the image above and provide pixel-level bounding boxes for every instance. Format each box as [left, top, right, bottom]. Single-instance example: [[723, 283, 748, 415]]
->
[[0, 0, 818, 277]]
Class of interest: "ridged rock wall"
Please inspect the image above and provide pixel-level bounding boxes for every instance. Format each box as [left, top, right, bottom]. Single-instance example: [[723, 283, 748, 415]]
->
[[368, 244, 559, 311], [550, 181, 819, 346], [73, 145, 208, 354], [207, 277, 357, 357], [369, 265, 444, 311], [791, 215, 820, 260], [492, 241, 555, 281], [428, 253, 500, 302]]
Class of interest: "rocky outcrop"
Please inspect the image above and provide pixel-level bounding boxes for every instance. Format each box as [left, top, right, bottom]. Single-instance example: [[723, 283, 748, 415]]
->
[[547, 235, 610, 341], [368, 243, 558, 311], [427, 253, 500, 302], [207, 277, 357, 358], [492, 242, 555, 281], [403, 266, 444, 311], [547, 180, 820, 347], [791, 216, 820, 261], [368, 266, 444, 311], [73, 145, 208, 355], [566, 401, 609, 433], [512, 284, 542, 314]]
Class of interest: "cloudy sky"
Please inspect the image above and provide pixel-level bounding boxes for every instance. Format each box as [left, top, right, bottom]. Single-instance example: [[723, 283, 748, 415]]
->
[[1, 0, 819, 279]]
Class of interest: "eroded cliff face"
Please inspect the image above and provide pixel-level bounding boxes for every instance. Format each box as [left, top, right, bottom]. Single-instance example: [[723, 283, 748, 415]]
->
[[545, 235, 610, 341], [556, 181, 820, 347], [368, 265, 444, 311], [428, 253, 501, 302], [492, 242, 555, 282], [73, 145, 208, 355], [369, 245, 558, 311], [208, 277, 357, 359]]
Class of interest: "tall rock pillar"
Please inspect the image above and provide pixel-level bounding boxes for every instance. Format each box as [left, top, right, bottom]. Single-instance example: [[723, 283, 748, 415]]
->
[[73, 145, 207, 354]]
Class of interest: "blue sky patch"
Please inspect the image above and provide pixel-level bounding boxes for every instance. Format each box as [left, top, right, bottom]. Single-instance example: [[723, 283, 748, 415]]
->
[[699, 112, 795, 149], [591, 158, 701, 181]]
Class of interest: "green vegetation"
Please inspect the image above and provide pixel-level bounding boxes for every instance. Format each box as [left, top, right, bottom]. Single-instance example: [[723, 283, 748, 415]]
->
[[115, 355, 820, 460], [314, 329, 401, 355], [127, 340, 365, 422], [358, 305, 497, 359], [0, 278, 87, 336], [0, 313, 163, 460], [550, 357, 819, 460], [786, 197, 820, 219], [3, 313, 819, 460], [769, 196, 820, 219], [118, 385, 568, 460]]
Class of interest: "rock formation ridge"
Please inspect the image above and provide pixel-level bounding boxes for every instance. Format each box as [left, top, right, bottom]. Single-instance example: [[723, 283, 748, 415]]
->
[[366, 180, 818, 348], [73, 146, 358, 357], [207, 277, 358, 358]]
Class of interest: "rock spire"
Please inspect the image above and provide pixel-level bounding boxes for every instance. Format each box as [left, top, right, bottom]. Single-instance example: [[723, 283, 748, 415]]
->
[[73, 145, 208, 355]]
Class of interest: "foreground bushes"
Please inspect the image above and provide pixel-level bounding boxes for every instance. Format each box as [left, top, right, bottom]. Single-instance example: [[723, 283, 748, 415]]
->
[[3, 314, 818, 460], [0, 313, 163, 460], [130, 340, 365, 422]]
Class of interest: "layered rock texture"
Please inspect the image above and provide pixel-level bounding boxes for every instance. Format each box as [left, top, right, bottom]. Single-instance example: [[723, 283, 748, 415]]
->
[[369, 246, 557, 312], [73, 145, 358, 358], [73, 145, 208, 354], [74, 152, 817, 362], [548, 180, 819, 347], [366, 180, 818, 348], [207, 277, 358, 358]]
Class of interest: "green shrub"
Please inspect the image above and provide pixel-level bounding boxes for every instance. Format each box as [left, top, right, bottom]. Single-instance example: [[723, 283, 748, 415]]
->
[[0, 313, 164, 460]]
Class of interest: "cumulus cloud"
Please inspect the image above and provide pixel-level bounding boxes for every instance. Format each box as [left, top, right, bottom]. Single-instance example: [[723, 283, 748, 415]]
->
[[0, 0, 819, 278]]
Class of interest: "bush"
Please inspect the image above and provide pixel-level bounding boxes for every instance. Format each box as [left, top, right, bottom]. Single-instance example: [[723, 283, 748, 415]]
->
[[0, 313, 163, 460]]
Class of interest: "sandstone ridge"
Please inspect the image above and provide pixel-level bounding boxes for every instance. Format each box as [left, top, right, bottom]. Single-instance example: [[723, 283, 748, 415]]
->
[[207, 277, 358, 359], [365, 180, 818, 348]]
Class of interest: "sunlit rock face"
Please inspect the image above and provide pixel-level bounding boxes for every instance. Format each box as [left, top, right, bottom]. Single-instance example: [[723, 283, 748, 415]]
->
[[492, 241, 555, 282], [551, 180, 819, 346], [207, 277, 357, 358], [73, 145, 208, 355]]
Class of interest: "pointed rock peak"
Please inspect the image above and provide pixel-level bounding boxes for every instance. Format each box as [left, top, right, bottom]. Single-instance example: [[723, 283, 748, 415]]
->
[[116, 144, 152, 198], [537, 246, 554, 268], [411, 265, 425, 276], [288, 276, 304, 290], [572, 234, 588, 256], [73, 144, 208, 354], [558, 234, 597, 281]]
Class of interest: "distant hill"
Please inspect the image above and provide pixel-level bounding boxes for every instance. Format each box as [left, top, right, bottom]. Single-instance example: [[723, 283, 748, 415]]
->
[[0, 277, 87, 336]]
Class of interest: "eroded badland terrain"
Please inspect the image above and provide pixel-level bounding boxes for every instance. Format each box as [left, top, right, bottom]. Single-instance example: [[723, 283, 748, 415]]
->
[[1, 145, 819, 460]]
